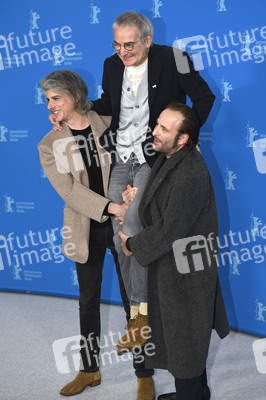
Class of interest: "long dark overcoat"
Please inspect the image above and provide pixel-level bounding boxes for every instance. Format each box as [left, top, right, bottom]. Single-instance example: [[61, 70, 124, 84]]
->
[[129, 147, 230, 379]]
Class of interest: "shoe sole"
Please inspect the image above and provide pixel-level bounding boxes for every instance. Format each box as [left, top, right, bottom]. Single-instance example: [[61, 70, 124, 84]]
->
[[60, 379, 101, 396]]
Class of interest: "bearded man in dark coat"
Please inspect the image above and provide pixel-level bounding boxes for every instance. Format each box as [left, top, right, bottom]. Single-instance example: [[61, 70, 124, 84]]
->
[[119, 102, 230, 400]]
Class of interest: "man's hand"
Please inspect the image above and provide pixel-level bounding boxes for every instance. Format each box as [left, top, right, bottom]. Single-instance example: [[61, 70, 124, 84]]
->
[[49, 113, 63, 131], [108, 202, 128, 223], [119, 231, 132, 256], [122, 185, 138, 205]]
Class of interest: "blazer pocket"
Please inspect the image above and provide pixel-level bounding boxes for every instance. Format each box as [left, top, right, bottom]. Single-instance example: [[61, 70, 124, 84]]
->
[[62, 207, 87, 262]]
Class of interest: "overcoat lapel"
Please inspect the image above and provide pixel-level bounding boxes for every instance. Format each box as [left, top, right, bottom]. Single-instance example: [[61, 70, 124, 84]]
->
[[143, 149, 190, 208]]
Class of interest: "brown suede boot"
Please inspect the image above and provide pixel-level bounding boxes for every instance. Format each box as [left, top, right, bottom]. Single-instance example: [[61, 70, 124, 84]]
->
[[117, 313, 150, 351], [60, 370, 101, 396], [137, 377, 155, 400]]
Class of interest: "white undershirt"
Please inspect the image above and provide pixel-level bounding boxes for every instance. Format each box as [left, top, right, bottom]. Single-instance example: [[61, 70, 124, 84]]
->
[[125, 58, 148, 97]]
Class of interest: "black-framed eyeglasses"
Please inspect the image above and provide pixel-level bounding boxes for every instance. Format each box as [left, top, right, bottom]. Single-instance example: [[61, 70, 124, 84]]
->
[[111, 40, 140, 52]]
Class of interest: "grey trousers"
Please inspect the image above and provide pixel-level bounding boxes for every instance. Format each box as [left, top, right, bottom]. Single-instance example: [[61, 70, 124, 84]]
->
[[108, 155, 151, 305]]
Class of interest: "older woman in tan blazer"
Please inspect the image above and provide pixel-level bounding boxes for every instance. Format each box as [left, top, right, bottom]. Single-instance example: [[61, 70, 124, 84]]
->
[[38, 70, 129, 397]]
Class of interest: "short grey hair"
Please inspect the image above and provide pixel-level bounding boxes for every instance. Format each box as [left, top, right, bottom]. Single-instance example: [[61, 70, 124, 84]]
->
[[39, 70, 92, 114], [112, 11, 153, 44]]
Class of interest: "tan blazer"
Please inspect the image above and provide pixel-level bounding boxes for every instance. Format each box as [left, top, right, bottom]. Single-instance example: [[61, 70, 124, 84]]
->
[[38, 110, 112, 263]]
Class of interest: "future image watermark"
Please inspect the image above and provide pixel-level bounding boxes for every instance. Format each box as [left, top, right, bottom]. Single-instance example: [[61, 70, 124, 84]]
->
[[173, 25, 266, 73], [173, 225, 266, 274], [253, 338, 266, 374], [173, 234, 215, 274], [0, 26, 77, 70], [253, 138, 266, 174], [52, 329, 156, 374], [52, 128, 156, 174], [0, 225, 74, 271]]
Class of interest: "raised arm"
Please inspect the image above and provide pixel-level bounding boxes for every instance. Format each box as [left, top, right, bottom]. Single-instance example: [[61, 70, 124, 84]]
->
[[174, 49, 215, 127]]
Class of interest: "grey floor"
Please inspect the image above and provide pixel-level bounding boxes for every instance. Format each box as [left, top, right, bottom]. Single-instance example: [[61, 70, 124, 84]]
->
[[1, 292, 266, 400]]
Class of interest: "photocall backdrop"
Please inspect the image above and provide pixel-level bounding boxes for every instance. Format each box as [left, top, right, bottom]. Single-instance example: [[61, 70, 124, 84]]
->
[[0, 0, 265, 338]]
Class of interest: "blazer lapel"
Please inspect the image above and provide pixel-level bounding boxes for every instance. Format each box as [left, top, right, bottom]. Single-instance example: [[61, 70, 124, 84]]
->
[[53, 121, 90, 187], [89, 110, 111, 197], [148, 45, 162, 109], [112, 56, 125, 121]]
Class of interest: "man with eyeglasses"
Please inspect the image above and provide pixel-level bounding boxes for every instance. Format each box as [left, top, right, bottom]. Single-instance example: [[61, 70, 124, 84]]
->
[[91, 10, 215, 400], [49, 10, 215, 400]]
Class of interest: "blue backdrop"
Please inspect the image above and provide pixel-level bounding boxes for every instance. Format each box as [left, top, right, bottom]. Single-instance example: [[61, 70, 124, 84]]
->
[[0, 0, 266, 337]]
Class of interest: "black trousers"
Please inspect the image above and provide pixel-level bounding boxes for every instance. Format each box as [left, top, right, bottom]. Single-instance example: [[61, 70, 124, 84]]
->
[[75, 220, 154, 378], [174, 368, 209, 400]]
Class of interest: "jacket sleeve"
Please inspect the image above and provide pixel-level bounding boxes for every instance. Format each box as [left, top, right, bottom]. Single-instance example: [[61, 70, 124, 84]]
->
[[92, 58, 113, 116], [174, 49, 215, 127], [38, 141, 110, 222], [129, 167, 210, 266]]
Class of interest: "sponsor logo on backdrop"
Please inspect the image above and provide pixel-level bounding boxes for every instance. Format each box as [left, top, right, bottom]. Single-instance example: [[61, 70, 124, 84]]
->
[[4, 194, 15, 213], [53, 48, 62, 66], [241, 30, 255, 55], [90, 2, 101, 24], [255, 298, 266, 322], [35, 84, 44, 105], [0, 9, 82, 71], [13, 262, 23, 280], [229, 254, 241, 275], [250, 211, 263, 238], [4, 194, 35, 213], [246, 122, 260, 148], [0, 226, 69, 272], [199, 132, 213, 142], [95, 83, 103, 99], [151, 0, 163, 18], [221, 77, 233, 102], [71, 266, 79, 286], [216, 0, 227, 12], [40, 168, 47, 178], [225, 166, 237, 190], [0, 123, 29, 142], [173, 25, 266, 72], [0, 125, 8, 142], [29, 10, 40, 30]]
